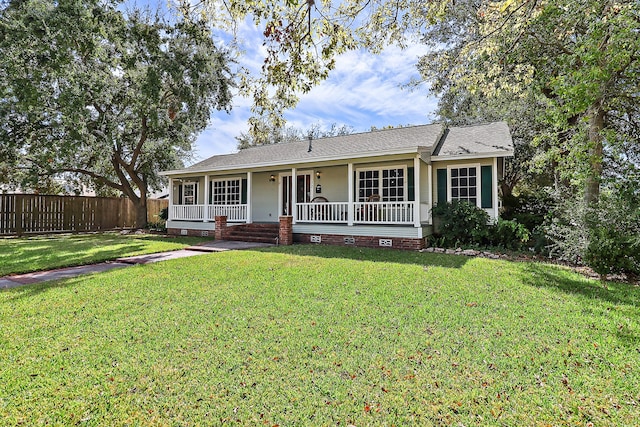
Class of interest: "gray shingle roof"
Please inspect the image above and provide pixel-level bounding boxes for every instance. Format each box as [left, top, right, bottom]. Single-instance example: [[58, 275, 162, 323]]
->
[[166, 122, 512, 175], [432, 121, 513, 157]]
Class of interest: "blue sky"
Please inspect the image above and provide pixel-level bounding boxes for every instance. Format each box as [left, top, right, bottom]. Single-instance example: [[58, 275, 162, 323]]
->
[[190, 21, 439, 163]]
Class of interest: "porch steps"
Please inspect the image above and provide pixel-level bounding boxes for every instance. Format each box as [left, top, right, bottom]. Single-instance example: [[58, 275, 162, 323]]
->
[[224, 223, 279, 244]]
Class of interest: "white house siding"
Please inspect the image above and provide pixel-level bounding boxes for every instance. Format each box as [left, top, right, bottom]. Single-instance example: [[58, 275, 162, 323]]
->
[[312, 165, 348, 202]]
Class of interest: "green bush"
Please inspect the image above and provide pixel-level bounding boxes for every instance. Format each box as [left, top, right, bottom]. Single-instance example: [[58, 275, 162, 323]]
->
[[489, 219, 531, 250], [432, 200, 490, 247], [583, 190, 640, 276], [544, 188, 640, 276], [502, 190, 554, 232], [159, 207, 169, 221], [544, 196, 589, 265]]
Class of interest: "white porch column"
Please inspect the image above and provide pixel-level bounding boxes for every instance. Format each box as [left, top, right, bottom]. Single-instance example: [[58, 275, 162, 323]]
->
[[427, 164, 433, 224], [493, 157, 499, 220], [413, 156, 421, 228], [203, 174, 210, 222], [347, 162, 354, 226], [291, 167, 297, 224], [168, 177, 173, 221], [246, 171, 252, 223]]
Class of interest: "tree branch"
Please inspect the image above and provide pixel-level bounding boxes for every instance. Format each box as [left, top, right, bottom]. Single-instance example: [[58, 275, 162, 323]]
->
[[130, 115, 148, 169]]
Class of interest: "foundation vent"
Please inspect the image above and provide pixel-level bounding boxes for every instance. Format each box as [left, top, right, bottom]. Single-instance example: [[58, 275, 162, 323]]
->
[[379, 239, 393, 247], [180, 229, 188, 236], [344, 237, 355, 245], [310, 235, 322, 243]]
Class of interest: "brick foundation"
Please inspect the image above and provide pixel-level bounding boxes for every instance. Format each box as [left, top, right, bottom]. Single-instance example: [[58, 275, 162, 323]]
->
[[294, 233, 425, 250], [167, 227, 212, 237], [169, 223, 425, 250]]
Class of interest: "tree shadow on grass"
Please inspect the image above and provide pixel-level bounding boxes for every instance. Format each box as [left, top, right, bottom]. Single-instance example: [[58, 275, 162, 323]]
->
[[0, 232, 205, 276], [255, 244, 471, 269], [1, 241, 147, 276], [0, 273, 105, 304], [520, 261, 640, 308]]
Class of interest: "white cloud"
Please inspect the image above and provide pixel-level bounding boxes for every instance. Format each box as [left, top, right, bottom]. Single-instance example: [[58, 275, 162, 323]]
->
[[192, 29, 439, 163]]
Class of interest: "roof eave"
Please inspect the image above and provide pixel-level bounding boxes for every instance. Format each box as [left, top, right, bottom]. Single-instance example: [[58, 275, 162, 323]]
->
[[161, 146, 428, 176], [430, 150, 514, 162]]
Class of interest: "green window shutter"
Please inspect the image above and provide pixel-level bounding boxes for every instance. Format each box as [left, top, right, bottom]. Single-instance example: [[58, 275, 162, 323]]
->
[[178, 185, 183, 204], [241, 179, 248, 204], [209, 181, 213, 205], [481, 165, 493, 208], [407, 167, 415, 201], [436, 169, 447, 204]]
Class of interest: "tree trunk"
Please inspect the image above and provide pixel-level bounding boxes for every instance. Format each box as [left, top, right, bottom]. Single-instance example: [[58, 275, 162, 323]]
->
[[134, 194, 148, 229], [584, 105, 605, 205]]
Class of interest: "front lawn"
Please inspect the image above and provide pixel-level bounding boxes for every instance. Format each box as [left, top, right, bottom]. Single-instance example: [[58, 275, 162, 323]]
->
[[0, 232, 208, 276], [1, 245, 638, 425]]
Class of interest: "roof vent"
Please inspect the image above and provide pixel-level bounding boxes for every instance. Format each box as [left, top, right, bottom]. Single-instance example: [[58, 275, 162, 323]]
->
[[308, 135, 312, 152]]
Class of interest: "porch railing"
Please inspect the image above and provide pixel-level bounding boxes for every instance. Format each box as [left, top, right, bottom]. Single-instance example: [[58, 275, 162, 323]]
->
[[171, 204, 205, 221], [296, 201, 415, 224], [171, 202, 415, 225], [208, 204, 247, 222], [296, 202, 349, 223], [171, 204, 247, 222], [354, 201, 415, 224]]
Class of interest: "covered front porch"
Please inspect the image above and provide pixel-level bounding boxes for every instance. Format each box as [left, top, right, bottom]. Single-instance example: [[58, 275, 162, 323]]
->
[[167, 155, 433, 229]]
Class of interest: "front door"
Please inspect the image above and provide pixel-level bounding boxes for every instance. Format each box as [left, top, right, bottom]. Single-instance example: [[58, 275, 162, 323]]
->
[[281, 173, 312, 215]]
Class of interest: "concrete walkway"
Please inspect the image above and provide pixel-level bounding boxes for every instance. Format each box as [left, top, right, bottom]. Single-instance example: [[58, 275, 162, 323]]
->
[[0, 240, 274, 289]]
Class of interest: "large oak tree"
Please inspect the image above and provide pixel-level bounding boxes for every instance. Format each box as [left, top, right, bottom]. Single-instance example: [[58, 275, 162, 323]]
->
[[0, 0, 233, 226]]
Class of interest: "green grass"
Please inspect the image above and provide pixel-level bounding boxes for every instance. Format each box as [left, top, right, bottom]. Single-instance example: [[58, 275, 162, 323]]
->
[[1, 245, 638, 425], [0, 232, 209, 276]]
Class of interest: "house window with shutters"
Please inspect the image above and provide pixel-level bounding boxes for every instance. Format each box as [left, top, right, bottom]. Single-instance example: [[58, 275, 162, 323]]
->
[[450, 166, 478, 206], [438, 164, 493, 209]]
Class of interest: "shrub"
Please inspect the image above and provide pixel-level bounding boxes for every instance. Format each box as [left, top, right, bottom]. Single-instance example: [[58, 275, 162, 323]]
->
[[583, 190, 640, 276], [544, 188, 640, 276], [432, 200, 490, 247], [502, 189, 554, 232], [489, 219, 531, 250], [544, 197, 589, 265], [159, 207, 169, 221]]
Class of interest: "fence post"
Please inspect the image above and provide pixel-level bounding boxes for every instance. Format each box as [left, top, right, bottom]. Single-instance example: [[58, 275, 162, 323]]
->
[[15, 194, 23, 236]]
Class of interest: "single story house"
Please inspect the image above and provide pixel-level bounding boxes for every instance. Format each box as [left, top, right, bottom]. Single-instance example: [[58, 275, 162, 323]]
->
[[160, 122, 514, 249]]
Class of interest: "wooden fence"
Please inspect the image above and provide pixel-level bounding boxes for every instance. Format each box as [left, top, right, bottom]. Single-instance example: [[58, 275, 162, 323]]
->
[[0, 194, 168, 236]]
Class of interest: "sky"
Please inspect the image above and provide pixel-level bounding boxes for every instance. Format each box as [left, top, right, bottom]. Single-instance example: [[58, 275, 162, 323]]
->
[[190, 22, 440, 164]]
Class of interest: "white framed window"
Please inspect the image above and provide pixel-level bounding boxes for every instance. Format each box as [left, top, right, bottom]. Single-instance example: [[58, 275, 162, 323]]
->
[[357, 166, 406, 202], [211, 178, 242, 205], [181, 182, 197, 205], [448, 165, 479, 207]]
